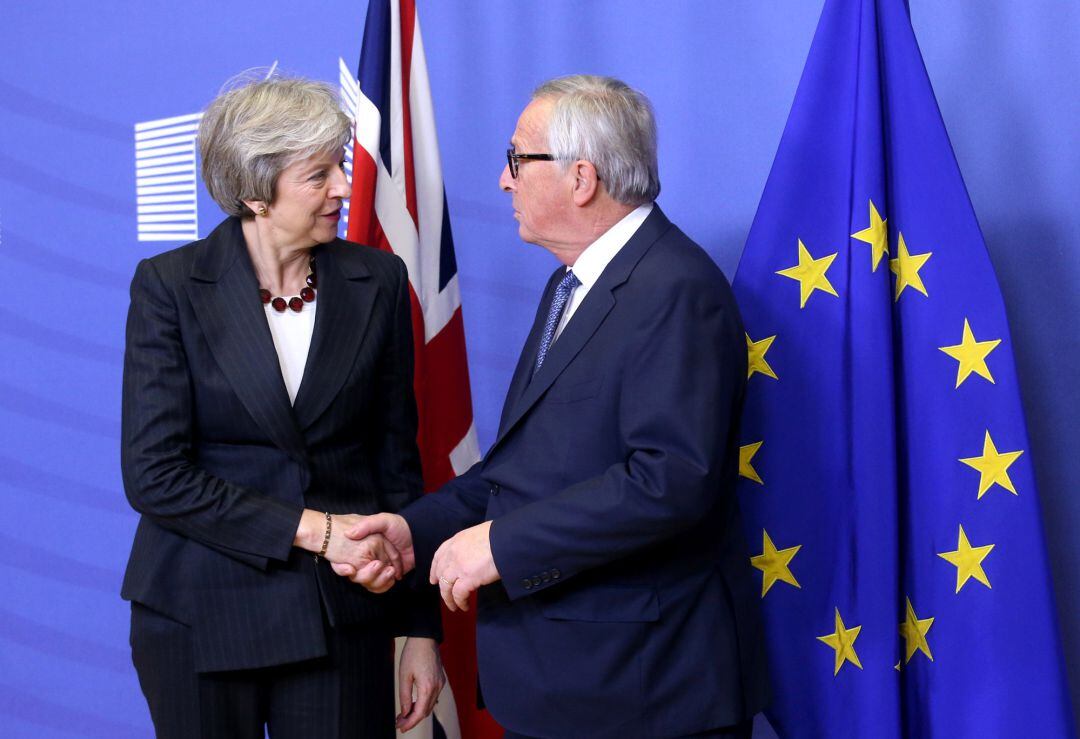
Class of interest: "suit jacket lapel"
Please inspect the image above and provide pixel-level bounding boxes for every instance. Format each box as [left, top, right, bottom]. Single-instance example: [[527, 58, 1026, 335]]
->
[[186, 218, 307, 463], [495, 269, 562, 437], [492, 287, 616, 451], [292, 243, 378, 430], [489, 206, 674, 455]]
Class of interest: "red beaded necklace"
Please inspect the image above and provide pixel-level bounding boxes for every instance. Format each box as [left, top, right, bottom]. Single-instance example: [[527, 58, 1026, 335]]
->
[[259, 257, 317, 313]]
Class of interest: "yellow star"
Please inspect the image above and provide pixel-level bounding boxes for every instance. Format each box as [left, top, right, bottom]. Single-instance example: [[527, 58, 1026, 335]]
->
[[776, 239, 839, 308], [746, 333, 778, 380], [938, 524, 995, 593], [817, 608, 863, 675], [750, 530, 800, 596], [959, 430, 1024, 499], [899, 597, 934, 664], [739, 441, 764, 484], [851, 199, 889, 271], [938, 318, 1001, 388], [889, 232, 932, 301]]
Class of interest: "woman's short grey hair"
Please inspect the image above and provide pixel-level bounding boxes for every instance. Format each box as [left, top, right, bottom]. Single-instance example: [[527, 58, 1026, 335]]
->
[[533, 75, 660, 206], [198, 73, 352, 217]]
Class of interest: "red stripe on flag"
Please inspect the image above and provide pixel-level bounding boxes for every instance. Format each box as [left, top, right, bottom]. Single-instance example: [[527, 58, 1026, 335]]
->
[[346, 143, 379, 246], [348, 139, 472, 490], [349, 5, 500, 733], [404, 268, 498, 739], [441, 605, 503, 738], [415, 308, 474, 491], [398, 0, 419, 229]]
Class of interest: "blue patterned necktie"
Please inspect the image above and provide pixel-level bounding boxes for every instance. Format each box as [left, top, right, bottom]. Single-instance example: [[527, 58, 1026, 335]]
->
[[534, 269, 580, 373]]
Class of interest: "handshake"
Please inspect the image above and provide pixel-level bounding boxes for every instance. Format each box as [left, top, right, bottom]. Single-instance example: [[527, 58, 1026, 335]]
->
[[296, 510, 500, 611]]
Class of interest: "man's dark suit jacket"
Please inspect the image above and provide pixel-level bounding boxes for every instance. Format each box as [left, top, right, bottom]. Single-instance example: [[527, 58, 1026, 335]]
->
[[120, 217, 438, 673], [402, 206, 769, 737]]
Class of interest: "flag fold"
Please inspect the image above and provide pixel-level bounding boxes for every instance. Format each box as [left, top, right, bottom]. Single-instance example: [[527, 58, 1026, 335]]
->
[[732, 0, 1074, 735], [348, 2, 495, 738]]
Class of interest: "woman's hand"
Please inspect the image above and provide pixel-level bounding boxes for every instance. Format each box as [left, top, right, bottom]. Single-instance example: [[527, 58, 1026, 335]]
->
[[328, 513, 417, 592], [396, 637, 446, 732], [294, 510, 402, 590]]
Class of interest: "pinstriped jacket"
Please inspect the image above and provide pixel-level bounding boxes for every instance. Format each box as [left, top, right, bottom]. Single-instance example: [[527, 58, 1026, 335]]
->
[[120, 216, 439, 672]]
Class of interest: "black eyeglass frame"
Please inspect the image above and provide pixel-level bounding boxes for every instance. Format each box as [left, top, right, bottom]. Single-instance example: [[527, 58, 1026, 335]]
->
[[506, 148, 556, 178]]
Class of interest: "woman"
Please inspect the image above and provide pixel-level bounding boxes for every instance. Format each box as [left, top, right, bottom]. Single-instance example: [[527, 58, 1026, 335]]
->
[[120, 75, 443, 738]]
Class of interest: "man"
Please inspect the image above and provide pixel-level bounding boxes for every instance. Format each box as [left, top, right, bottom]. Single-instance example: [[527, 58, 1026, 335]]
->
[[340, 75, 768, 738]]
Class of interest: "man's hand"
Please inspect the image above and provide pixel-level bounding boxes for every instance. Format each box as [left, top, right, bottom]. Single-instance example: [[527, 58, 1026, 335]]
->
[[430, 521, 500, 612], [330, 513, 416, 592], [295, 511, 402, 591], [396, 637, 446, 732], [331, 533, 402, 593]]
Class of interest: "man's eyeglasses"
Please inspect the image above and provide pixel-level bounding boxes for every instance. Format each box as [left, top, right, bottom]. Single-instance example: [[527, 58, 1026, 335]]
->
[[506, 148, 555, 179]]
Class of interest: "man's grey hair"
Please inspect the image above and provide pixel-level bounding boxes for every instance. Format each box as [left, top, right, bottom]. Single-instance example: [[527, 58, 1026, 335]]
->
[[533, 75, 660, 206], [198, 73, 352, 218]]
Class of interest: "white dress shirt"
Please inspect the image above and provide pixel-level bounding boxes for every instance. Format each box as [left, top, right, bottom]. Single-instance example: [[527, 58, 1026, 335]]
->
[[553, 202, 654, 342]]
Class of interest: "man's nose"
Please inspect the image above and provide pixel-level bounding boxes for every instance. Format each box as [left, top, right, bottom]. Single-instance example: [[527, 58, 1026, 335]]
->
[[499, 164, 514, 192]]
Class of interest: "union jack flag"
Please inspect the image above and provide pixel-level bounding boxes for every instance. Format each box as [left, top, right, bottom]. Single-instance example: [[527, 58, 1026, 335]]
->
[[346, 2, 497, 737]]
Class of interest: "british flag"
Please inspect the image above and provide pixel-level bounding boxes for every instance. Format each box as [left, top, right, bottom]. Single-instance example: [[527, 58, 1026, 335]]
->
[[345, 2, 499, 738]]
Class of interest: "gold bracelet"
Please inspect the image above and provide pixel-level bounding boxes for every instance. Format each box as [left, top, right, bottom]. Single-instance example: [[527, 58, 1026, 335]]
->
[[316, 512, 332, 562]]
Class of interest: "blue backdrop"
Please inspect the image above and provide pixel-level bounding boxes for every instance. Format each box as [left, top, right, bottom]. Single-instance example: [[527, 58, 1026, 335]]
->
[[1, 1, 1076, 736]]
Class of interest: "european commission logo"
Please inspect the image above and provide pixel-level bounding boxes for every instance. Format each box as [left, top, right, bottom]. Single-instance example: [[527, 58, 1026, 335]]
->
[[338, 57, 360, 235], [134, 60, 360, 245], [133, 112, 202, 242]]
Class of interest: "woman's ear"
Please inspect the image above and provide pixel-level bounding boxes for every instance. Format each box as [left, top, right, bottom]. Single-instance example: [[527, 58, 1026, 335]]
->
[[242, 199, 269, 217]]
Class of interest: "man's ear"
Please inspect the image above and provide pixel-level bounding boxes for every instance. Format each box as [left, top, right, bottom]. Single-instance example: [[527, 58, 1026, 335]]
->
[[570, 160, 600, 207]]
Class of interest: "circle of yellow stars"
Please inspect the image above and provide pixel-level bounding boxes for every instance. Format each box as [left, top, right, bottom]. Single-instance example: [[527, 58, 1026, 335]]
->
[[741, 197, 1027, 676]]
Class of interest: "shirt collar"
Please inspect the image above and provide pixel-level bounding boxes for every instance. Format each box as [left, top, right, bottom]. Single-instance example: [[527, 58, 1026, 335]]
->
[[566, 203, 654, 287]]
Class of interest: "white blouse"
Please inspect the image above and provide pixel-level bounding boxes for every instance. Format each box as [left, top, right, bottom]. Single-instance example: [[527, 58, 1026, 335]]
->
[[264, 299, 316, 405]]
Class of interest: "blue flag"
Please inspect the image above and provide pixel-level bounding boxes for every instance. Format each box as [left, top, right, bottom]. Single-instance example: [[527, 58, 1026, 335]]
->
[[731, 0, 1074, 735]]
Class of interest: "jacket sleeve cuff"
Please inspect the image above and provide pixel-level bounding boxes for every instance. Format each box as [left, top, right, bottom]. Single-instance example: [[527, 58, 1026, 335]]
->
[[400, 494, 470, 575]]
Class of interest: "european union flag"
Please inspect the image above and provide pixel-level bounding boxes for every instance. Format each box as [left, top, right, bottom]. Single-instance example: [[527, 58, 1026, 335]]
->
[[731, 0, 1075, 735]]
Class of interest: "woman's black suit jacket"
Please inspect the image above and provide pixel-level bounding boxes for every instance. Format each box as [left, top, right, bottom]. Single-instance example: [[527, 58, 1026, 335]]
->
[[120, 217, 438, 673]]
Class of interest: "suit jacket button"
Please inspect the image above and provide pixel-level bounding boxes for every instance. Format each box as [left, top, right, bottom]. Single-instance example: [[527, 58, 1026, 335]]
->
[[551, 569, 561, 580], [541, 572, 551, 583], [490, 484, 500, 496], [522, 579, 533, 590], [531, 576, 542, 587]]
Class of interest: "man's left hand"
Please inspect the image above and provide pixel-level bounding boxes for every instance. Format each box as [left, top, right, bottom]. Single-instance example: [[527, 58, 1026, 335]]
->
[[430, 521, 500, 611]]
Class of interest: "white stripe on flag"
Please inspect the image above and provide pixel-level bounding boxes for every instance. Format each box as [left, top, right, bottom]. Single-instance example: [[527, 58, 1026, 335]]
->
[[388, 0, 407, 205], [374, 153, 421, 291], [353, 88, 382, 164], [355, 91, 423, 302], [450, 422, 482, 476], [408, 15, 459, 340]]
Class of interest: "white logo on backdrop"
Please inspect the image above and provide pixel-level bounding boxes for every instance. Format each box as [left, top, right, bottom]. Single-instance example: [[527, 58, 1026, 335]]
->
[[133, 112, 202, 242], [133, 61, 360, 244], [338, 57, 360, 239]]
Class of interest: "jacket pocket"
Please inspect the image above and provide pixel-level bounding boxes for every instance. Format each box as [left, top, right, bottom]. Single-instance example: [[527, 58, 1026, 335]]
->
[[539, 584, 659, 623], [545, 377, 603, 404]]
